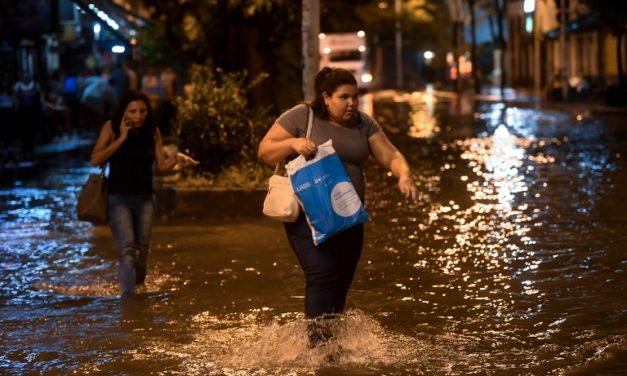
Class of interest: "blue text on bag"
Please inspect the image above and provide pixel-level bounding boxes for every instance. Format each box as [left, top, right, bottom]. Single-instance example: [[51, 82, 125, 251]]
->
[[286, 140, 369, 245]]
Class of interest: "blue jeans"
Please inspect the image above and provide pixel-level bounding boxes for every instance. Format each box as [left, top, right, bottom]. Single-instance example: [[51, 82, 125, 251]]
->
[[108, 194, 154, 295], [284, 212, 364, 318]]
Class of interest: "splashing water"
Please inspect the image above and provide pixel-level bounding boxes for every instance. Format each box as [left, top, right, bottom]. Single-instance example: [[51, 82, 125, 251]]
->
[[126, 309, 422, 375]]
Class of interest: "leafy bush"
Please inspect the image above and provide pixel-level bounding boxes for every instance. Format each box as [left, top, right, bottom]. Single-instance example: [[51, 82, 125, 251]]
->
[[173, 63, 273, 175], [170, 162, 273, 190]]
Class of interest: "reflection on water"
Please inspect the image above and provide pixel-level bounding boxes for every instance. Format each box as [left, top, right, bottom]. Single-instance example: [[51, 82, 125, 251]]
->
[[363, 94, 626, 374], [1, 97, 627, 375]]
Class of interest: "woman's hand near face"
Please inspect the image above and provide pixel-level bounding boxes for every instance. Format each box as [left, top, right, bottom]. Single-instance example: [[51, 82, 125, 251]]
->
[[119, 117, 131, 140]]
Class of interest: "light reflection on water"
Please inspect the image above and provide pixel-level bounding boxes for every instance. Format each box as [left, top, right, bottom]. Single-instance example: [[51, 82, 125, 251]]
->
[[363, 94, 626, 374], [1, 98, 627, 374]]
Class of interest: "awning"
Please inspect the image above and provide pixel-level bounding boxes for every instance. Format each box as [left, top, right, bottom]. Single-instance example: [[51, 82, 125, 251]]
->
[[72, 0, 152, 45], [544, 12, 600, 39]]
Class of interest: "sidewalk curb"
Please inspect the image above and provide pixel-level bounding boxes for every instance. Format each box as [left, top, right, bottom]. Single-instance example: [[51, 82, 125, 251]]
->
[[155, 187, 266, 219]]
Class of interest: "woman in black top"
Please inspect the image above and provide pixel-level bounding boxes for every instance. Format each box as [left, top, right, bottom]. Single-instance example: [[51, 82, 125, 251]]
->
[[90, 90, 198, 296]]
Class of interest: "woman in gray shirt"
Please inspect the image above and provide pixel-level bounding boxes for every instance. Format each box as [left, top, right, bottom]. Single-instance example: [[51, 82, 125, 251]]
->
[[258, 67, 417, 346]]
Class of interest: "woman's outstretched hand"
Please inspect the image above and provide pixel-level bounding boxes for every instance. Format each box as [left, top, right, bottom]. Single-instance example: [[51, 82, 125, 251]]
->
[[398, 175, 418, 201], [177, 152, 199, 167]]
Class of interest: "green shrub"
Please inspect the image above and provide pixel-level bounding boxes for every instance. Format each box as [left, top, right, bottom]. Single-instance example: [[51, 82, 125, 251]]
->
[[173, 63, 273, 176], [170, 161, 273, 190]]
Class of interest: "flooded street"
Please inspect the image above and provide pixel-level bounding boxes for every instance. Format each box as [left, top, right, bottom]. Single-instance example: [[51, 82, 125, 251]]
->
[[1, 93, 626, 375]]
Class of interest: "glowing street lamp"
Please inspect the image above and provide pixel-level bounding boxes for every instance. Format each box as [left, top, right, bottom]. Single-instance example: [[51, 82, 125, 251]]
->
[[93, 22, 101, 39], [423, 50, 434, 65], [523, 0, 535, 13], [524, 0, 541, 99], [111, 45, 126, 54]]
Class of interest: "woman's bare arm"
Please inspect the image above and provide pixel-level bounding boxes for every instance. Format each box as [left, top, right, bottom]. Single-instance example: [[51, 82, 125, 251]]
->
[[258, 122, 316, 165], [154, 128, 198, 172], [90, 121, 126, 166], [369, 132, 417, 200]]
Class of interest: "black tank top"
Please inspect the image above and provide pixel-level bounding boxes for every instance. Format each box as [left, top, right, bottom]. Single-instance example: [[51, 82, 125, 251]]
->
[[107, 131, 155, 195]]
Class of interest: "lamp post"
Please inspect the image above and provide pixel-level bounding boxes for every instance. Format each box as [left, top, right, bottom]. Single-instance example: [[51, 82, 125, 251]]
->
[[534, 1, 541, 100], [524, 0, 541, 101], [302, 0, 320, 101], [559, 0, 568, 101], [395, 0, 402, 89]]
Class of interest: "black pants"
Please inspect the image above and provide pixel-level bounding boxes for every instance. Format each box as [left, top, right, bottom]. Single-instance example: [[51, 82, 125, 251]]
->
[[16, 109, 40, 156], [284, 212, 364, 319]]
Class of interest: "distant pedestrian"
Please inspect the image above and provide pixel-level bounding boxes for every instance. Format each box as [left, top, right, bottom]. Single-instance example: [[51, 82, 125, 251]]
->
[[0, 78, 14, 148], [141, 67, 162, 111], [160, 66, 178, 100], [258, 67, 418, 347], [90, 90, 198, 297], [46, 69, 70, 138], [141, 67, 162, 99], [122, 61, 138, 91], [13, 71, 43, 158], [76, 69, 90, 98], [80, 68, 115, 132], [109, 62, 130, 98], [63, 70, 80, 133]]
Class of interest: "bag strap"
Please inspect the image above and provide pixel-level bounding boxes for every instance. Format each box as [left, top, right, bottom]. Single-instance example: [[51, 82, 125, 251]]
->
[[305, 105, 313, 138], [97, 164, 107, 178], [95, 131, 114, 176], [273, 105, 313, 175]]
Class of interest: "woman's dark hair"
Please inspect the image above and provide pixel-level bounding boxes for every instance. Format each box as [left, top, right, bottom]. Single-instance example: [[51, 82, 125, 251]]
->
[[309, 67, 357, 119], [110, 90, 154, 138]]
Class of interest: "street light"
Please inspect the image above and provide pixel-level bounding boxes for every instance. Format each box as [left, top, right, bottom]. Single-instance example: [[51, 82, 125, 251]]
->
[[423, 50, 434, 65], [523, 0, 535, 13], [395, 0, 402, 89], [524, 0, 541, 100], [93, 22, 101, 39]]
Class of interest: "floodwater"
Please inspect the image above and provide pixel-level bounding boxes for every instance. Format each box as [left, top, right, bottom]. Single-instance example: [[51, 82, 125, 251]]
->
[[1, 92, 626, 375]]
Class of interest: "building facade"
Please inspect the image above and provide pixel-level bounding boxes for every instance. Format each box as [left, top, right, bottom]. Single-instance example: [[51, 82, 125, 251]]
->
[[507, 0, 626, 96]]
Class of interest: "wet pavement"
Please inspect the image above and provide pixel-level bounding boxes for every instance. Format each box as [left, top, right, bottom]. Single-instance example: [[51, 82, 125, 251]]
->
[[1, 91, 627, 375]]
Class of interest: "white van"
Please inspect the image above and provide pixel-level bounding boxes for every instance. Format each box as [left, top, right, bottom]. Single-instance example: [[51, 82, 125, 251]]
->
[[319, 31, 373, 90]]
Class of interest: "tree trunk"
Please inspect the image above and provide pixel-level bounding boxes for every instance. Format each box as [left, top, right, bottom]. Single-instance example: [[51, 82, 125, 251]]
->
[[302, 0, 319, 101], [214, 0, 230, 70], [452, 20, 463, 94], [494, 0, 507, 98], [617, 32, 625, 87], [239, 24, 275, 109], [468, 0, 481, 94], [488, 14, 496, 41]]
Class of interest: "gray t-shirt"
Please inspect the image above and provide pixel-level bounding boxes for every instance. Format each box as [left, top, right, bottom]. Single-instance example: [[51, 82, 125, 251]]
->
[[276, 103, 382, 199]]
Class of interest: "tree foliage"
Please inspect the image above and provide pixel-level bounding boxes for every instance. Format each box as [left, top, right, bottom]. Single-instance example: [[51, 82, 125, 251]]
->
[[173, 62, 272, 173], [128, 0, 302, 111], [355, 0, 451, 50], [126, 0, 454, 107]]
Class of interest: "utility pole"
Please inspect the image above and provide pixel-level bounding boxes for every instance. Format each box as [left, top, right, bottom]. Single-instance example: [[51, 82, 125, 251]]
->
[[560, 0, 568, 101], [449, 0, 464, 94], [533, 0, 542, 100], [302, 0, 320, 101], [395, 0, 402, 89]]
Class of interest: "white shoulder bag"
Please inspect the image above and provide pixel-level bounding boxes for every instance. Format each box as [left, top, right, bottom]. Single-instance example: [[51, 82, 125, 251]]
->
[[262, 106, 313, 222]]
